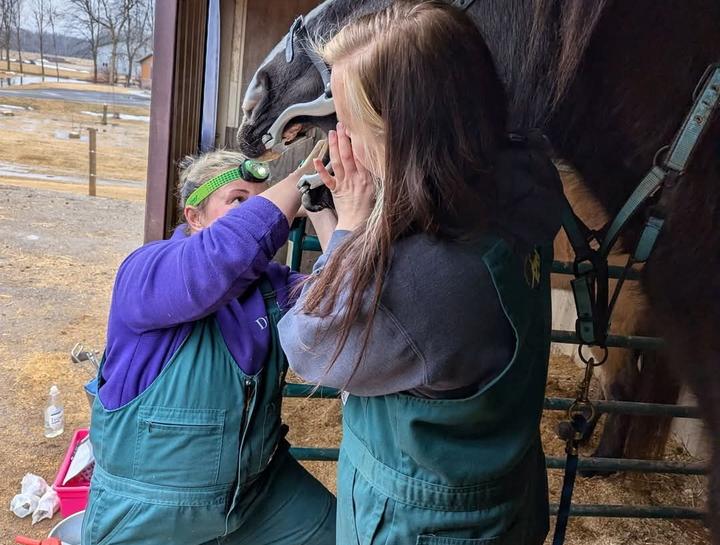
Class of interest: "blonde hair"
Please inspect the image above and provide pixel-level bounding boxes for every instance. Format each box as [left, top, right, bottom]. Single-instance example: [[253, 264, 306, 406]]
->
[[177, 150, 257, 210], [302, 1, 507, 377]]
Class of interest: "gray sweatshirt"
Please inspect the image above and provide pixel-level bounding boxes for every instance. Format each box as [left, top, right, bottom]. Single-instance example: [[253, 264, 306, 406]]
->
[[277, 146, 563, 398]]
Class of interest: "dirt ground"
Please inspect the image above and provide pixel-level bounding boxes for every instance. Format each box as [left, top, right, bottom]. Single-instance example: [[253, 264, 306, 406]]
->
[[0, 86, 710, 544]]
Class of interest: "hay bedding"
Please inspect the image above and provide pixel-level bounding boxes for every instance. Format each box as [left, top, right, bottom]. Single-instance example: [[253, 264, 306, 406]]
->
[[0, 183, 708, 544]]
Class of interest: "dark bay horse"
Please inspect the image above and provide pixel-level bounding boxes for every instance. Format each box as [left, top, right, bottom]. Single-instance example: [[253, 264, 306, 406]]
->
[[236, 0, 720, 539]]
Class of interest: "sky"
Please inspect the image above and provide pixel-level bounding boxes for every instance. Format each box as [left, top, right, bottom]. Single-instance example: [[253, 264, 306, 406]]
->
[[20, 0, 97, 38]]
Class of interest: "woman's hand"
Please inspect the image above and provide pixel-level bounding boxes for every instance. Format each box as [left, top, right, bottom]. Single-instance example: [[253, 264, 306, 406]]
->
[[258, 140, 330, 226], [314, 123, 375, 231]]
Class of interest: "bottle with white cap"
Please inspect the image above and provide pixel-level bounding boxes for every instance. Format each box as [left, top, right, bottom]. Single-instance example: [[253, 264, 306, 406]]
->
[[44, 385, 64, 438]]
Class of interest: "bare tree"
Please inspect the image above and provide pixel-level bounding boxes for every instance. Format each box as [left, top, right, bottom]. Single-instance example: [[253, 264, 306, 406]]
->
[[0, 0, 13, 70], [13, 0, 23, 84], [96, 0, 136, 85], [32, 0, 46, 81], [67, 0, 101, 82], [122, 0, 150, 86], [47, 0, 59, 81]]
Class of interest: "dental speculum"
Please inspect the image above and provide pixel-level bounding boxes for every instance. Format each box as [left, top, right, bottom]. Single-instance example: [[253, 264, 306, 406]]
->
[[263, 92, 336, 190]]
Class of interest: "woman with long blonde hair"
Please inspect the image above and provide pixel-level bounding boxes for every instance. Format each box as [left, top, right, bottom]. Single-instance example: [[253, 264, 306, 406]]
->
[[279, 2, 563, 543]]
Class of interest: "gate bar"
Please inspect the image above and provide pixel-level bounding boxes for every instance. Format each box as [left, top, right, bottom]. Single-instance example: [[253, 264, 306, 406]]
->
[[544, 397, 700, 419], [283, 385, 699, 419], [552, 261, 641, 280], [550, 330, 664, 350], [549, 504, 705, 520], [289, 448, 706, 476]]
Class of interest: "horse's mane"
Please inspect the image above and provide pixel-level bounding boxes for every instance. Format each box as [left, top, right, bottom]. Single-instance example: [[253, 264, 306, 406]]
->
[[304, 0, 610, 129], [476, 0, 609, 130]]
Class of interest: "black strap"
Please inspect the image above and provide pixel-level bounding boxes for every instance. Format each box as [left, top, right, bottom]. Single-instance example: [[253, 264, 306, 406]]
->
[[285, 16, 332, 95], [552, 452, 579, 545], [552, 411, 591, 545], [285, 16, 303, 63]]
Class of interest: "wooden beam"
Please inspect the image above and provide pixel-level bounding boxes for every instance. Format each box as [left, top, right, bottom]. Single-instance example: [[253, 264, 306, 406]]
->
[[224, 0, 320, 147], [144, 0, 209, 242], [144, 0, 178, 243], [223, 0, 249, 147], [216, 0, 241, 149]]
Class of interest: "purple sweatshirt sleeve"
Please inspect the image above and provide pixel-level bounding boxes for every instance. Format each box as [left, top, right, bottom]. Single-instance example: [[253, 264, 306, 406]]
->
[[115, 196, 289, 332]]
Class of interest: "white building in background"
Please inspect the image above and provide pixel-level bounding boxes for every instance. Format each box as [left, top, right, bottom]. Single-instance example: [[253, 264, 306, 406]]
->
[[97, 42, 151, 84]]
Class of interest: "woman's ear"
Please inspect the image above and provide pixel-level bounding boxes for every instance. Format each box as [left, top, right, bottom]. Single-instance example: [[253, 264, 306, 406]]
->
[[184, 206, 204, 232]]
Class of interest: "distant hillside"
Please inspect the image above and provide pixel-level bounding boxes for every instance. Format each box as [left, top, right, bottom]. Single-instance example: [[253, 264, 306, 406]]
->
[[4, 28, 92, 59]]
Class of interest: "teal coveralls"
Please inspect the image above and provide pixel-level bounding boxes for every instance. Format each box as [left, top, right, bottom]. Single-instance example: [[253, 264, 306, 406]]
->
[[82, 279, 336, 545], [338, 237, 551, 545]]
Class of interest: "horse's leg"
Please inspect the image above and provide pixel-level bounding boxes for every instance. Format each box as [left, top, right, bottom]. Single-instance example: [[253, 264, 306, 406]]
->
[[623, 348, 680, 460]]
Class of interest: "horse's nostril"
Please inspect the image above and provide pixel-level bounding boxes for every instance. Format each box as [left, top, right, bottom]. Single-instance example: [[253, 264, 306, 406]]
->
[[241, 79, 264, 120], [241, 101, 257, 119]]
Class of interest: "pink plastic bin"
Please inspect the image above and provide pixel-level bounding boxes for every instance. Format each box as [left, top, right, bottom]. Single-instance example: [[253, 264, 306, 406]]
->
[[53, 428, 92, 517]]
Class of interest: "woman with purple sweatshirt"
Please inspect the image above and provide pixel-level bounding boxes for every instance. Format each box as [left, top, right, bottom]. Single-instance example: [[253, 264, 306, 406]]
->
[[81, 146, 336, 545]]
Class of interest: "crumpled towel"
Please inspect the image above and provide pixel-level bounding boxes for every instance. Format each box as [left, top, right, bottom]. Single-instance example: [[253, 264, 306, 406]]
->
[[9, 473, 57, 523], [32, 487, 60, 525]]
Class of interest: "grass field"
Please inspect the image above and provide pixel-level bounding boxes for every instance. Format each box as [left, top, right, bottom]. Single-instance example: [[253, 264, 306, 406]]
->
[[0, 94, 149, 187]]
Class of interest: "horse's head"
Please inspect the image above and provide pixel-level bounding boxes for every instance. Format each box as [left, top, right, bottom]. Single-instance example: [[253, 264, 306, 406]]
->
[[237, 5, 335, 158], [237, 0, 390, 158]]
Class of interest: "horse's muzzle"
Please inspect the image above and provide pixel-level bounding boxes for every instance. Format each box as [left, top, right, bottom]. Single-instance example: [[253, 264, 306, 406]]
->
[[236, 124, 269, 158]]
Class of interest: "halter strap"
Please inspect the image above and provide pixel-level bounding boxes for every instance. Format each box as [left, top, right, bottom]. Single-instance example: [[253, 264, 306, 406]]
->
[[285, 16, 332, 96]]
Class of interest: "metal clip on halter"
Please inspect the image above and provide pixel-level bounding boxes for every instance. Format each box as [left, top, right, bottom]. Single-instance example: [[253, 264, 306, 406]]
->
[[552, 344, 605, 545]]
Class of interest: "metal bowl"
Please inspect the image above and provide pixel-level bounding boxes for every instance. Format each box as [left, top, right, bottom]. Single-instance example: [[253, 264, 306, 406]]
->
[[48, 509, 85, 544]]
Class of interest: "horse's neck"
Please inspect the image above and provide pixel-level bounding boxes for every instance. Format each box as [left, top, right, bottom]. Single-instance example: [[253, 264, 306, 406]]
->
[[467, 0, 609, 131], [309, 0, 393, 38]]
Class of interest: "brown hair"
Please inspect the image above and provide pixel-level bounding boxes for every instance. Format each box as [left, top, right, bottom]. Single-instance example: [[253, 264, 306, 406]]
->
[[303, 1, 507, 373]]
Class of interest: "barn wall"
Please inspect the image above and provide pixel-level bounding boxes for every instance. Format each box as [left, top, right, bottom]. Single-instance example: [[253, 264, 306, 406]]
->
[[220, 0, 320, 148]]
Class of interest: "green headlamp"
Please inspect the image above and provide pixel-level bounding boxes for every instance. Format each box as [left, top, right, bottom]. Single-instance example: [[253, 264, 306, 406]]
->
[[185, 159, 270, 207], [239, 159, 270, 182]]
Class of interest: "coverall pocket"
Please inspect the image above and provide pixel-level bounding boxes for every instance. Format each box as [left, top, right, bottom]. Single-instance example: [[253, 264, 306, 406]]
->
[[351, 472, 394, 545], [254, 401, 280, 475], [83, 488, 142, 545], [134, 406, 225, 487]]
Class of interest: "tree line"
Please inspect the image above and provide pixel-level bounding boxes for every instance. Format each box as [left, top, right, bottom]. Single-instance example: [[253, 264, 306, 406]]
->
[[0, 0, 154, 85]]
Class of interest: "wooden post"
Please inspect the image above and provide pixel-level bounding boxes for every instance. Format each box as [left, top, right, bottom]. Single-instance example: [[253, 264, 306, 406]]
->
[[102, 103, 108, 125], [88, 127, 97, 196]]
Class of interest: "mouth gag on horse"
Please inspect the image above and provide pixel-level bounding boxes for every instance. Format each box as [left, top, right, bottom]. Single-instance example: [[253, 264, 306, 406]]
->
[[261, 13, 335, 198]]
